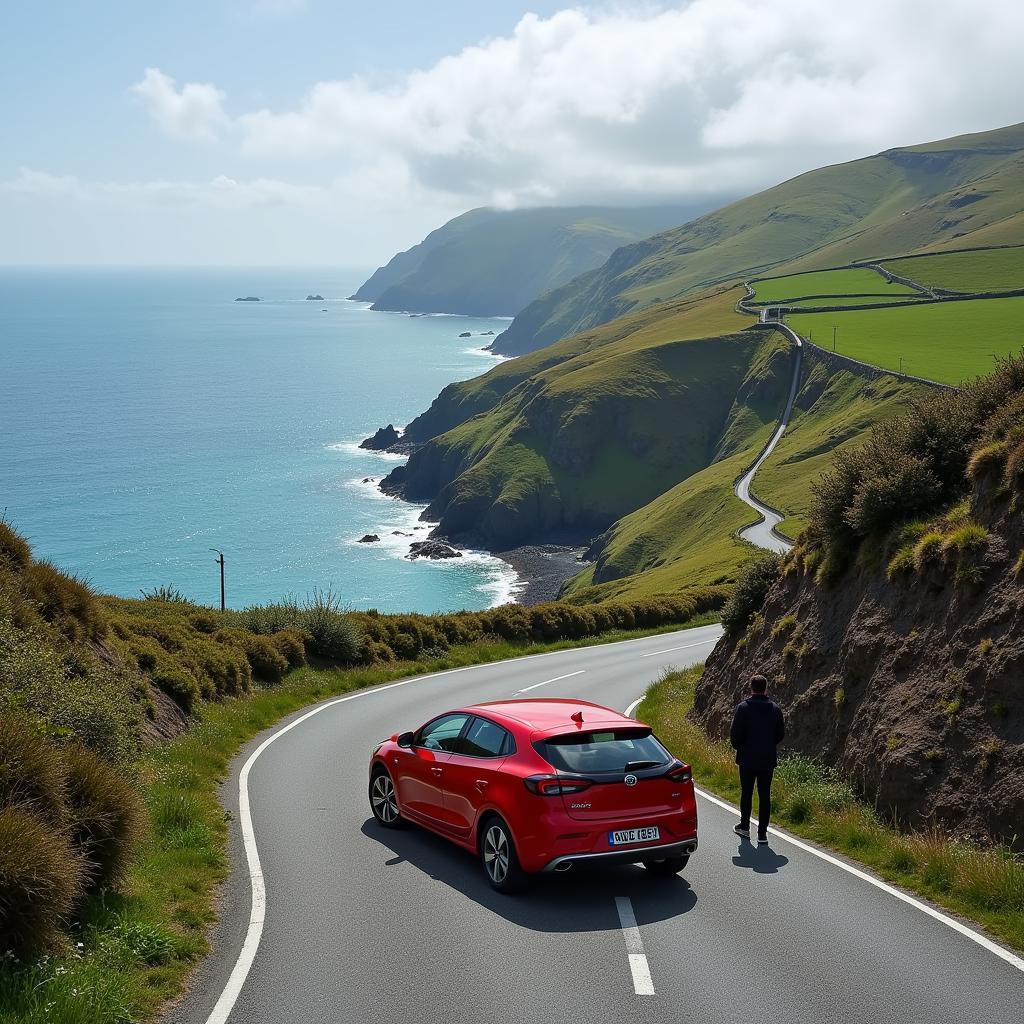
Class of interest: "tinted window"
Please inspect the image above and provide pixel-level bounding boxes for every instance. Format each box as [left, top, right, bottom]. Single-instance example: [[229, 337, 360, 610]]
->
[[416, 714, 470, 752], [460, 717, 512, 758], [538, 728, 670, 774]]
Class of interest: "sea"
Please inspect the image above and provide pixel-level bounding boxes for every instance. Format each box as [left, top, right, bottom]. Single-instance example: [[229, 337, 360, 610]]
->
[[0, 267, 522, 613]]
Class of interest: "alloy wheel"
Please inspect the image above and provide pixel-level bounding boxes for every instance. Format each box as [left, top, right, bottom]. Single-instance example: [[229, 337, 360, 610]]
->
[[371, 774, 399, 824], [483, 824, 510, 884]]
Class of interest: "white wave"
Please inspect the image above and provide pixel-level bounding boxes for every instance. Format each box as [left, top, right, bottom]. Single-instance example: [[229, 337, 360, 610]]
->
[[463, 346, 509, 361], [325, 440, 407, 461]]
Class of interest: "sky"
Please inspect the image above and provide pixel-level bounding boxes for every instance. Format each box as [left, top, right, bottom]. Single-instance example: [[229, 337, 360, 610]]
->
[[2, 0, 1022, 267]]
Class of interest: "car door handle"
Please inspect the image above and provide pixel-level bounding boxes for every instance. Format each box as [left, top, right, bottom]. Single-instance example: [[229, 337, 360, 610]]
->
[[475, 780, 489, 791], [431, 767, 444, 776]]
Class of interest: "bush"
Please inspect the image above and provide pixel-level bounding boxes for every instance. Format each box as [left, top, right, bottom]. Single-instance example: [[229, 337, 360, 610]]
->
[[721, 553, 782, 634], [302, 589, 362, 662], [0, 806, 83, 956], [0, 521, 31, 569], [0, 714, 67, 824], [912, 531, 946, 572], [272, 629, 307, 669], [0, 623, 142, 762], [63, 745, 145, 890], [22, 562, 107, 643], [215, 628, 289, 683], [810, 355, 1024, 551]]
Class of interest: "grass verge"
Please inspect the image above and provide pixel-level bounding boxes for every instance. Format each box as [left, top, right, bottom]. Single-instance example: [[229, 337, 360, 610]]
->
[[639, 664, 1024, 954], [0, 618, 714, 1024]]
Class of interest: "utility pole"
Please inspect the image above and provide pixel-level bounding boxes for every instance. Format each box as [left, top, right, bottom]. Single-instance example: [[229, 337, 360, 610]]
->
[[832, 325, 837, 351], [210, 548, 225, 612], [899, 356, 904, 374]]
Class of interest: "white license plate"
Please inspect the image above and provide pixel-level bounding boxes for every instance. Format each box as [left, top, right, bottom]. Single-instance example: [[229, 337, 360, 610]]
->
[[608, 826, 660, 846]]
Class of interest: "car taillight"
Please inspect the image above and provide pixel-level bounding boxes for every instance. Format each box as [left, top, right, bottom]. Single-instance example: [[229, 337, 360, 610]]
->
[[667, 763, 692, 783], [524, 774, 593, 796]]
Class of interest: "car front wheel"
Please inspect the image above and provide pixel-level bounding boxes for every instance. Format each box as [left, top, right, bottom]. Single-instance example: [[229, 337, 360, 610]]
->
[[481, 816, 527, 894], [369, 769, 404, 828], [642, 854, 689, 876]]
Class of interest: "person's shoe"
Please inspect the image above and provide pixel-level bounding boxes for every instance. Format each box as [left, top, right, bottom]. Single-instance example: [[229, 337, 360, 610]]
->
[[757, 833, 769, 845], [733, 823, 751, 839]]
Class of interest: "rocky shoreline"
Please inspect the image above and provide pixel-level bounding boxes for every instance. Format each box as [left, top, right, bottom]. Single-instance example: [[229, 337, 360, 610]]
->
[[359, 426, 590, 603], [493, 544, 590, 605]]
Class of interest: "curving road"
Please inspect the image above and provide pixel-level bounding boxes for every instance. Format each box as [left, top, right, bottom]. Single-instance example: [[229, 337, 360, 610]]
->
[[169, 625, 1023, 1024], [734, 324, 803, 553]]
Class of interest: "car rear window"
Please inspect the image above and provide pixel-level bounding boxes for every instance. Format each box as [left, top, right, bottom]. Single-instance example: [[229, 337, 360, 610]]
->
[[537, 728, 671, 774]]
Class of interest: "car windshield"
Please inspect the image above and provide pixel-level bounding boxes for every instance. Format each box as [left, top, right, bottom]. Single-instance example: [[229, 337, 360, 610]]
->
[[537, 728, 671, 774]]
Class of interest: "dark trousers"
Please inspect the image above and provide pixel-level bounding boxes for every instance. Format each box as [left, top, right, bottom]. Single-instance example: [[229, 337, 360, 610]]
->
[[739, 765, 774, 836]]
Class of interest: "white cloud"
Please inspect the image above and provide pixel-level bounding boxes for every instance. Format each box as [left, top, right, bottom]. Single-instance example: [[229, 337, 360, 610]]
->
[[1, 168, 328, 209], [224, 1, 1024, 207], [130, 67, 228, 141]]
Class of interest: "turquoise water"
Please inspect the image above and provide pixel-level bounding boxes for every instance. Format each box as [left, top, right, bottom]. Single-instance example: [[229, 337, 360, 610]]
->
[[0, 268, 518, 612]]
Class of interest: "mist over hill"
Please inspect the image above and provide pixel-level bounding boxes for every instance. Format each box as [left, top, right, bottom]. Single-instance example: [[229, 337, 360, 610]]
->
[[350, 203, 720, 316]]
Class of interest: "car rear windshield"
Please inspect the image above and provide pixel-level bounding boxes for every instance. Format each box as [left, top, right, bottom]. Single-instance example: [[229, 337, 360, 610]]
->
[[536, 728, 671, 774]]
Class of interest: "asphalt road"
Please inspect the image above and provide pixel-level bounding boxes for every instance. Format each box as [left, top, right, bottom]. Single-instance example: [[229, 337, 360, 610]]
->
[[170, 624, 1023, 1024], [735, 325, 803, 554]]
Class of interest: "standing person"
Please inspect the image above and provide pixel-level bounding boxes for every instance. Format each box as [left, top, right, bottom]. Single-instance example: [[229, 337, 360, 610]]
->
[[730, 674, 785, 844]]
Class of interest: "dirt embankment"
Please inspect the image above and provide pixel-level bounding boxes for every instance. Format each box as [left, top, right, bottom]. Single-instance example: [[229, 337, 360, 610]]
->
[[694, 481, 1023, 846]]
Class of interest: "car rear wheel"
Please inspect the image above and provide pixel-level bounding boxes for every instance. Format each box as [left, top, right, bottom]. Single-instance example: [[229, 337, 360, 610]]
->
[[369, 769, 404, 828], [642, 854, 689, 876], [481, 816, 527, 894]]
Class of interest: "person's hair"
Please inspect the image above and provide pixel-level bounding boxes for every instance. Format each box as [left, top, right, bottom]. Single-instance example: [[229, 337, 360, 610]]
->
[[750, 674, 768, 694]]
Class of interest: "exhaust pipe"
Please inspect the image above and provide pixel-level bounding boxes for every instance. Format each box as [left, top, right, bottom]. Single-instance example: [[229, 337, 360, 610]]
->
[[553, 861, 574, 872]]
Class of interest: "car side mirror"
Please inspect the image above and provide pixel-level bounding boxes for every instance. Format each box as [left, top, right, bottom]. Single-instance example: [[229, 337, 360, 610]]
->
[[397, 731, 414, 748]]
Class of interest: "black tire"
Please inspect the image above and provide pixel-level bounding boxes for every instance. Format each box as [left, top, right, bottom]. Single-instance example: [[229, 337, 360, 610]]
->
[[642, 854, 689, 876], [480, 815, 528, 894], [369, 768, 405, 828]]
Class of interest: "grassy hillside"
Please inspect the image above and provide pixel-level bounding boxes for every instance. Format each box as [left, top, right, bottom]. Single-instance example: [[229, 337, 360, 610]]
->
[[881, 245, 1024, 292], [563, 349, 928, 600], [750, 267, 919, 303], [494, 122, 1024, 355], [383, 289, 770, 547], [787, 296, 1024, 385], [350, 203, 713, 316]]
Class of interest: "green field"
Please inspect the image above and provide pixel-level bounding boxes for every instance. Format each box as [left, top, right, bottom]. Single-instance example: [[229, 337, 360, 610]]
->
[[788, 296, 1024, 384], [751, 267, 919, 303], [883, 245, 1024, 293], [754, 293, 928, 310]]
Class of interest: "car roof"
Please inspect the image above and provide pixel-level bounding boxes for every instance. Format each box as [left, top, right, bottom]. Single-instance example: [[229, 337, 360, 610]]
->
[[461, 698, 643, 735]]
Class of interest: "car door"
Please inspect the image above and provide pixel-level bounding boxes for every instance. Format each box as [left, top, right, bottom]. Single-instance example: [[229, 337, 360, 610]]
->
[[393, 713, 470, 829], [442, 715, 512, 840]]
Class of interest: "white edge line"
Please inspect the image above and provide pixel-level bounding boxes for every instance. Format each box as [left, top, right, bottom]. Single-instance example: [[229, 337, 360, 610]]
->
[[639, 639, 719, 658], [205, 626, 717, 1023], [516, 669, 585, 693], [625, 689, 1024, 974], [693, 785, 1024, 974]]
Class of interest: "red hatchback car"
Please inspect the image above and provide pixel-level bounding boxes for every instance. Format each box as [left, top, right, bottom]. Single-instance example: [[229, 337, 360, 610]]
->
[[368, 697, 698, 892]]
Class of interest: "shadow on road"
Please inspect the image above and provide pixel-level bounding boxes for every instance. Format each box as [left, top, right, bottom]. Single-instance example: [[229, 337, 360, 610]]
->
[[361, 818, 697, 931], [731, 840, 789, 874]]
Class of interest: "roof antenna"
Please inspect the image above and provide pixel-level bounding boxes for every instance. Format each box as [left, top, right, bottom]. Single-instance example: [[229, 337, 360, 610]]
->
[[570, 711, 584, 723]]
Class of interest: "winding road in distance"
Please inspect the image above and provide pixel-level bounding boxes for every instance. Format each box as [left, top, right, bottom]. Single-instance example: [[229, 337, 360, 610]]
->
[[734, 321, 803, 553], [169, 624, 1023, 1024]]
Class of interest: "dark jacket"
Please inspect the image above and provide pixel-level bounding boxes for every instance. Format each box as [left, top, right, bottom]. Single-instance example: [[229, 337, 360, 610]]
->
[[730, 694, 785, 769]]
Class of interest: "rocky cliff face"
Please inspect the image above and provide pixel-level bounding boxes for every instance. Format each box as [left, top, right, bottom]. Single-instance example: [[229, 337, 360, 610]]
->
[[694, 481, 1024, 846], [382, 330, 785, 550]]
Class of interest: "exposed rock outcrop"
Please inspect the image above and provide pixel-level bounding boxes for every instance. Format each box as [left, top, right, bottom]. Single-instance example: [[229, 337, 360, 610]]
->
[[360, 424, 401, 451], [695, 480, 1024, 846], [407, 540, 462, 560]]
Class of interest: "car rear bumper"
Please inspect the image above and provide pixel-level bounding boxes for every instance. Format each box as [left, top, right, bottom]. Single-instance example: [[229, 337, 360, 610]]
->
[[542, 835, 697, 872]]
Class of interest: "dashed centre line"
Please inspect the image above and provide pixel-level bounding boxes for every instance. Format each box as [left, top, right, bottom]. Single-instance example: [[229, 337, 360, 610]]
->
[[639, 639, 719, 658], [515, 669, 585, 693], [615, 896, 655, 995]]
